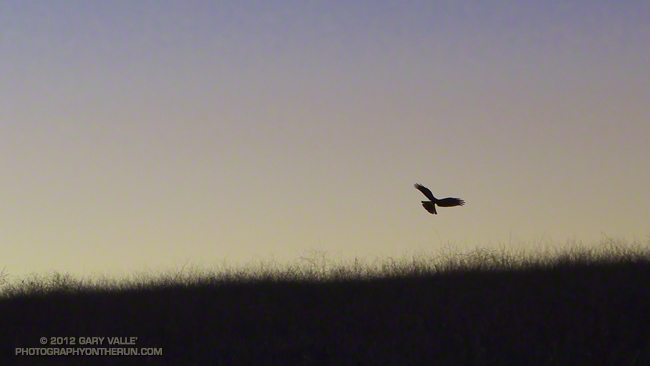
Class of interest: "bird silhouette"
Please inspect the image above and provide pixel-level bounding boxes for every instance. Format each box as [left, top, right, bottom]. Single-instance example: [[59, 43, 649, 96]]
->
[[414, 183, 465, 215]]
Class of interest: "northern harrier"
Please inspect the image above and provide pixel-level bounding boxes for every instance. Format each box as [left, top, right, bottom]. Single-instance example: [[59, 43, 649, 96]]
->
[[414, 183, 465, 215]]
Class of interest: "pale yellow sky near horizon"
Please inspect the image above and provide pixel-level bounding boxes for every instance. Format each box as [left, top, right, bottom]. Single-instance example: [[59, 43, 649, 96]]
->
[[1, 1, 649, 278]]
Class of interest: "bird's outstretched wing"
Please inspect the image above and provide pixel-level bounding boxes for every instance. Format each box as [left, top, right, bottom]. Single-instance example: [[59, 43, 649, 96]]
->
[[421, 201, 437, 214], [436, 197, 465, 207], [414, 183, 435, 201]]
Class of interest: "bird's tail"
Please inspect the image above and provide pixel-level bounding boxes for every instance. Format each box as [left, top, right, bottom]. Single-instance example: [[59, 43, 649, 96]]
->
[[421, 201, 437, 214]]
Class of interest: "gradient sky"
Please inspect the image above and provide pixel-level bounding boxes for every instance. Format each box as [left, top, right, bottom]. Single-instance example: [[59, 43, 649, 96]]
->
[[2, 1, 649, 278]]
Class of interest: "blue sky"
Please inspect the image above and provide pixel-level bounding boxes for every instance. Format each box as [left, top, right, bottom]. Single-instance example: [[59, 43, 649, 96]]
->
[[1, 1, 649, 277]]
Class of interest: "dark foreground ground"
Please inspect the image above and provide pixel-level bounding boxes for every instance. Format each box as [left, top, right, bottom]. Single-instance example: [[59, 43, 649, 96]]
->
[[1, 249, 650, 365]]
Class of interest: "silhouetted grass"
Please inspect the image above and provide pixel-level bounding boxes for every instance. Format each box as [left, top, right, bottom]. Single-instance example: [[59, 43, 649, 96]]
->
[[1, 239, 650, 365]]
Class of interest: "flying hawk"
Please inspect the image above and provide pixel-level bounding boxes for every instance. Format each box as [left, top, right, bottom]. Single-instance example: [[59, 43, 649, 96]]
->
[[414, 183, 465, 215]]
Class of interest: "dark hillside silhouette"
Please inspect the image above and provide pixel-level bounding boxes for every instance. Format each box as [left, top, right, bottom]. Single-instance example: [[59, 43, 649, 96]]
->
[[1, 244, 650, 365]]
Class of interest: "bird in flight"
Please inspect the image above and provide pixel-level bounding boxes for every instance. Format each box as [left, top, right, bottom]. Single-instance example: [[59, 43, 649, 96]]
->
[[414, 183, 465, 215]]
